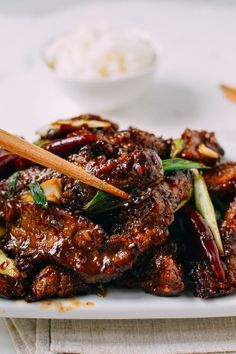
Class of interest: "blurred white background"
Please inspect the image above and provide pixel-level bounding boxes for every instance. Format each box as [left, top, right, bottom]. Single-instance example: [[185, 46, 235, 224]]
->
[[0, 1, 235, 352]]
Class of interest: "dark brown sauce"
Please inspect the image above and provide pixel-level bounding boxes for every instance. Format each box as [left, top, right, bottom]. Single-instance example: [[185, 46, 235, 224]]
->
[[40, 298, 95, 312]]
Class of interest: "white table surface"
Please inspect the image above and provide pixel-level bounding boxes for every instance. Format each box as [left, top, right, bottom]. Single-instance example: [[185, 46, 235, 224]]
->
[[0, 1, 236, 352]]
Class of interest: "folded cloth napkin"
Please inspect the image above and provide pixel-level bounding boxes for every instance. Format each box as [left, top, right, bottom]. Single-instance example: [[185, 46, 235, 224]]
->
[[4, 317, 236, 354]]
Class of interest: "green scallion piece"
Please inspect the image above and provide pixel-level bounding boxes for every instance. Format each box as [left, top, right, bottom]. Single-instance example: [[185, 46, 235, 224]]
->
[[84, 191, 125, 214], [163, 158, 209, 172], [170, 138, 185, 158], [8, 171, 19, 198], [29, 182, 48, 208], [34, 139, 50, 147], [193, 169, 224, 255]]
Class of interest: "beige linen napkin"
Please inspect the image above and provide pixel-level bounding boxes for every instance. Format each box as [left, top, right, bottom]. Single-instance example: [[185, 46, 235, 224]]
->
[[4, 317, 236, 354]]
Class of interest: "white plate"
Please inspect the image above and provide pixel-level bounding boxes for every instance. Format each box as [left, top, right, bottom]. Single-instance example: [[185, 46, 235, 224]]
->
[[0, 1, 235, 320], [1, 289, 236, 319], [0, 142, 234, 320]]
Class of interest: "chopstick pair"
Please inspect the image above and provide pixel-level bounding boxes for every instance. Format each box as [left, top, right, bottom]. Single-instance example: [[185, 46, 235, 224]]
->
[[0, 128, 130, 200]]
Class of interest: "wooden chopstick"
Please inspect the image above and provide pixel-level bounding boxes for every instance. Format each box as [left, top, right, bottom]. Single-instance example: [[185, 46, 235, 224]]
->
[[0, 128, 130, 200]]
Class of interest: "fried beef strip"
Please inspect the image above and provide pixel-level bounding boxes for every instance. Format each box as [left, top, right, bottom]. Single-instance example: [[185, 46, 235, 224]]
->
[[188, 199, 236, 298], [204, 162, 236, 196], [140, 247, 184, 296], [114, 240, 185, 296], [163, 170, 192, 210], [106, 127, 171, 159], [0, 275, 26, 299], [221, 198, 236, 283], [26, 265, 90, 302], [180, 129, 224, 165], [69, 147, 163, 190]]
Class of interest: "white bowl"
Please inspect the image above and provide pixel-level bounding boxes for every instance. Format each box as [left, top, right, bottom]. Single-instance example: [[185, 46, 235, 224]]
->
[[41, 37, 157, 112], [45, 66, 157, 112]]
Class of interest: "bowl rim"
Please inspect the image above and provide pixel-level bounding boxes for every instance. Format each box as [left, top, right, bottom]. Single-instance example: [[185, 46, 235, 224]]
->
[[41, 28, 158, 85]]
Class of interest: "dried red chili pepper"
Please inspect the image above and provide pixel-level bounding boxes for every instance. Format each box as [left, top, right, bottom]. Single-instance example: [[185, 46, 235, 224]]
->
[[45, 123, 79, 140], [42, 134, 98, 157], [0, 152, 18, 178], [182, 204, 225, 283], [0, 134, 98, 178], [39, 115, 116, 140], [0, 149, 33, 179], [15, 157, 33, 171]]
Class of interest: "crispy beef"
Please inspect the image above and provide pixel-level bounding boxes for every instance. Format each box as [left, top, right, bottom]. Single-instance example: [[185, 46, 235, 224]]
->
[[69, 147, 163, 190], [141, 253, 184, 296], [162, 170, 192, 211], [26, 265, 90, 302], [221, 199, 236, 283], [106, 127, 171, 158], [0, 275, 26, 299], [204, 162, 236, 196], [114, 241, 185, 296], [180, 129, 224, 165]]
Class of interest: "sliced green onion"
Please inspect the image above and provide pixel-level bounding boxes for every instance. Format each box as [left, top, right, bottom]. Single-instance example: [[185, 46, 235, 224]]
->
[[34, 139, 50, 147], [170, 138, 185, 158], [8, 171, 18, 198], [193, 169, 224, 255], [163, 158, 209, 172], [29, 182, 48, 208], [21, 178, 62, 204], [84, 191, 125, 214], [0, 250, 20, 278], [198, 144, 219, 159]]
